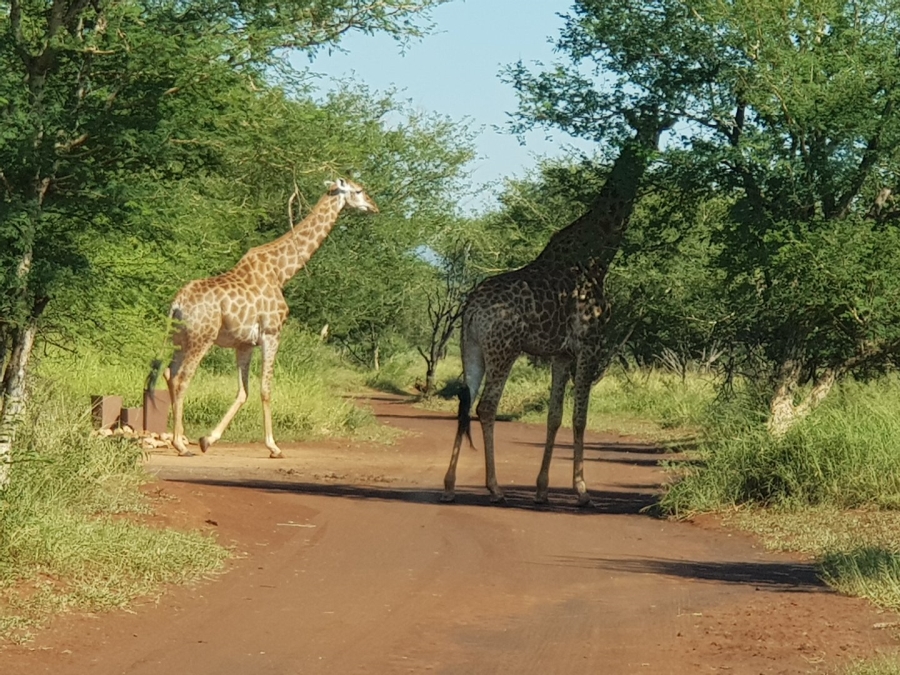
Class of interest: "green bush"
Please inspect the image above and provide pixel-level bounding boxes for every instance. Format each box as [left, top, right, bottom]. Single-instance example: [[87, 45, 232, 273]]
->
[[0, 382, 226, 641], [662, 377, 900, 514]]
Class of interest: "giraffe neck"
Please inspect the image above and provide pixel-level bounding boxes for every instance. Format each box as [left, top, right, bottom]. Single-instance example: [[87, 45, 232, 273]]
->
[[534, 124, 663, 272], [241, 192, 344, 286]]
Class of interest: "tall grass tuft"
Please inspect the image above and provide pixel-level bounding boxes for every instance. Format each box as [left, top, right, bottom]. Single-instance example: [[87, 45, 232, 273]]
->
[[821, 547, 900, 611], [37, 326, 383, 444], [842, 656, 900, 675], [662, 377, 900, 514], [0, 381, 227, 641]]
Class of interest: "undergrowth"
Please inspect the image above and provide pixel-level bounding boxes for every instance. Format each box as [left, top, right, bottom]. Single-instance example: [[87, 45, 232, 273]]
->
[[372, 348, 713, 439], [39, 326, 384, 444], [662, 378, 900, 514], [0, 381, 227, 642]]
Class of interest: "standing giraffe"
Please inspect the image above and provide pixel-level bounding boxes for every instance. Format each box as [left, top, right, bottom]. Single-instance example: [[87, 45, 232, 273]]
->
[[442, 117, 667, 505], [147, 178, 378, 457]]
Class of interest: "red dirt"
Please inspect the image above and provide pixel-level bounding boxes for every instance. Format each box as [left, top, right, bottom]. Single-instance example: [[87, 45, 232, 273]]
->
[[2, 394, 898, 674]]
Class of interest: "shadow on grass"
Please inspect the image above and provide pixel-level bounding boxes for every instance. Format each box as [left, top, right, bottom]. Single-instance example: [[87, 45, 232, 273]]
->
[[165, 476, 662, 516]]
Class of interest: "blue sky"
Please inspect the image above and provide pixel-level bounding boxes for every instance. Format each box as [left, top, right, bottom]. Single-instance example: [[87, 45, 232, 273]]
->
[[299, 1, 595, 209]]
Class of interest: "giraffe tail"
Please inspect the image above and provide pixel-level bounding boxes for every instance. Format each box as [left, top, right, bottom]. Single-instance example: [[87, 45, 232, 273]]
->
[[145, 306, 180, 403], [145, 359, 163, 403], [456, 385, 475, 450]]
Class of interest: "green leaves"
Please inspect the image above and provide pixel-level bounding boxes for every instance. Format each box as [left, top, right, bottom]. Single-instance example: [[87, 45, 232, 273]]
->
[[0, 0, 460, 374], [503, 0, 900, 411]]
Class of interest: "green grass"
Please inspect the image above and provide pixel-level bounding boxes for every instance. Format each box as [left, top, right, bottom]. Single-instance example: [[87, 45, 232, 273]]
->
[[662, 377, 900, 514], [38, 326, 387, 444], [0, 382, 227, 642], [841, 656, 900, 675], [371, 348, 714, 440], [726, 507, 900, 611]]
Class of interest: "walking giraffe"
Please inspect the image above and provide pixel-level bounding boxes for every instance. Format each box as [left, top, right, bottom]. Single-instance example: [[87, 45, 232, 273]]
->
[[443, 116, 668, 505], [147, 178, 378, 457]]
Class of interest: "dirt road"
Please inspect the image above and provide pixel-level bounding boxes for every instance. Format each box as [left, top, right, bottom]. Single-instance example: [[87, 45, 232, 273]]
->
[[3, 395, 897, 674]]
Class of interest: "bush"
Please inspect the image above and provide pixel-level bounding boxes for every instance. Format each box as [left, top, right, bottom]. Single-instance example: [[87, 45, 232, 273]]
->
[[662, 377, 900, 514], [0, 381, 226, 641]]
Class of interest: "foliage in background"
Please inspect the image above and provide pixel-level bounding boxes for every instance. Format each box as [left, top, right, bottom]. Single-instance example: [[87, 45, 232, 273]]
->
[[0, 0, 452, 484], [506, 0, 900, 434]]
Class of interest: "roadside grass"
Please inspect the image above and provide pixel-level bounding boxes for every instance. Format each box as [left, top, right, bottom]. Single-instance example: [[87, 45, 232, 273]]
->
[[842, 656, 900, 675], [38, 326, 388, 445], [0, 382, 227, 642], [662, 377, 900, 514], [659, 376, 900, 629], [725, 507, 900, 612]]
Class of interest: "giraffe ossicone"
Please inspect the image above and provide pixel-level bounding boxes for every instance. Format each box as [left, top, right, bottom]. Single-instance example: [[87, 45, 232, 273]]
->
[[146, 178, 378, 457]]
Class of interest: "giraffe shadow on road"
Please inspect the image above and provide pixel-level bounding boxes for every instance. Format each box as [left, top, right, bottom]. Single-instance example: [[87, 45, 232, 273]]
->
[[166, 477, 661, 516], [547, 555, 825, 591]]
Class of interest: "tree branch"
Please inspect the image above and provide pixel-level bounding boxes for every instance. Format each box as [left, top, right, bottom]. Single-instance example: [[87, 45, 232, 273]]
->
[[834, 98, 894, 220]]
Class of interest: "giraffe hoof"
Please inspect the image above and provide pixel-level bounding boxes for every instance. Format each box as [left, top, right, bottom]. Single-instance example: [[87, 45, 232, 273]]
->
[[534, 492, 549, 505], [269, 451, 284, 459], [199, 437, 211, 453], [577, 495, 596, 509], [440, 492, 456, 503], [489, 492, 506, 505], [177, 450, 195, 458]]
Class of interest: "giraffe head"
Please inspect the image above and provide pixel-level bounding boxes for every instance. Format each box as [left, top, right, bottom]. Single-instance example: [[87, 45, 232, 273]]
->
[[327, 178, 379, 214]]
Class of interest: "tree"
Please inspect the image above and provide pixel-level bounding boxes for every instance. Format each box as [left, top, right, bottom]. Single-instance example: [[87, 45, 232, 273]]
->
[[413, 239, 471, 396], [279, 90, 477, 370], [507, 0, 900, 433], [0, 0, 447, 486]]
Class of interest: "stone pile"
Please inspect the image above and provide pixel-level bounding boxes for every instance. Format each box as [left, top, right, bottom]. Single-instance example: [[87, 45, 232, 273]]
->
[[90, 390, 174, 451]]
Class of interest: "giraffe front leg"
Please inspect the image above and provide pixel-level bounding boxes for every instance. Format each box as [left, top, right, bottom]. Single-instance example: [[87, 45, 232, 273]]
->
[[259, 333, 283, 459], [200, 346, 252, 453], [536, 356, 571, 504]]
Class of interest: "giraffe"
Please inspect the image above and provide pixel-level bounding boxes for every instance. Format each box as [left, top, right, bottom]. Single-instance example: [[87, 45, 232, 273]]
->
[[146, 178, 378, 457], [442, 117, 667, 506]]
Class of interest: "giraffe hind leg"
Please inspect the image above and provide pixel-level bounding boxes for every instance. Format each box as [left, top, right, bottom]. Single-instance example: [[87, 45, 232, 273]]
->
[[476, 352, 517, 504], [442, 336, 485, 502], [535, 355, 572, 504], [200, 345, 253, 453]]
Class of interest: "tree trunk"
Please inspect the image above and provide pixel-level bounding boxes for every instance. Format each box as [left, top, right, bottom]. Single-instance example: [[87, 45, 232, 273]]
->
[[767, 361, 837, 438], [372, 344, 380, 372], [0, 321, 38, 488], [424, 361, 437, 397]]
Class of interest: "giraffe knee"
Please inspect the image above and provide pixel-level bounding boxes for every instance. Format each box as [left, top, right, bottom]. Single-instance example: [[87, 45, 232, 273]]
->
[[476, 399, 496, 421]]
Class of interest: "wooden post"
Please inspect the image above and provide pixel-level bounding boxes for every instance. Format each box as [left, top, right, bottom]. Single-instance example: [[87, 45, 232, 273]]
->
[[143, 390, 170, 435]]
